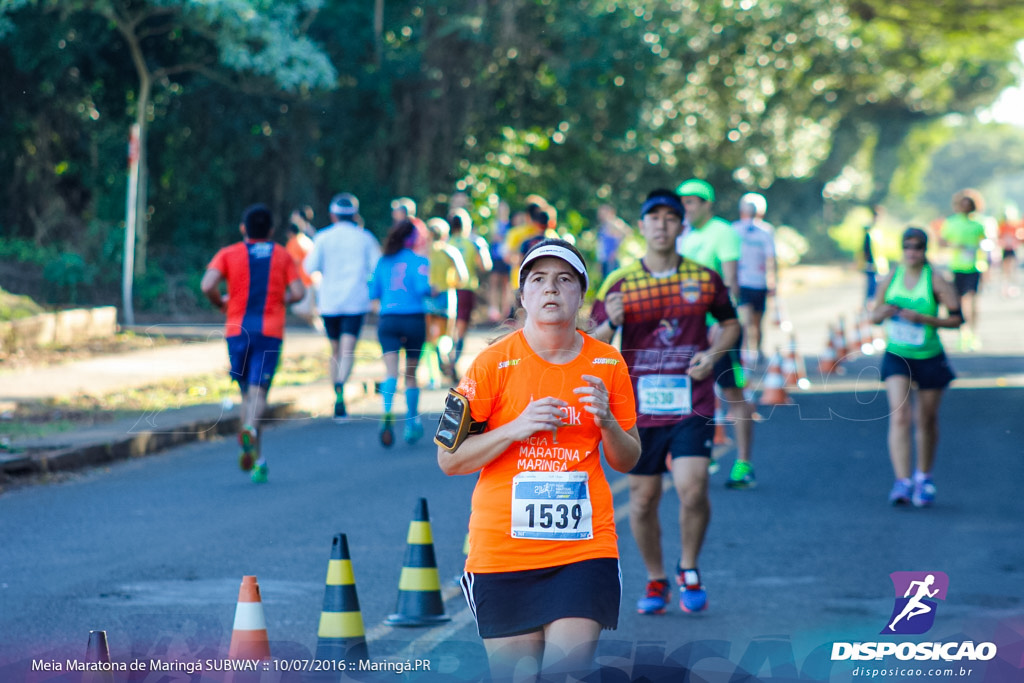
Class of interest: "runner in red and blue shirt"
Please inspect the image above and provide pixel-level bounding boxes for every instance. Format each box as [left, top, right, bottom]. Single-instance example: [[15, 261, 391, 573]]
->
[[591, 189, 738, 617], [201, 204, 304, 483]]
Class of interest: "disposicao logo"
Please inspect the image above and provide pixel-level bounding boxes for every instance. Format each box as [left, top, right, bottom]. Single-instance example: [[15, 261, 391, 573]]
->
[[882, 571, 948, 635], [831, 571, 998, 663]]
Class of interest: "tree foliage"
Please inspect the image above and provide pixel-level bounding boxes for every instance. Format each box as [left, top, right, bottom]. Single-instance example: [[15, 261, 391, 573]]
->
[[1, 0, 1023, 309]]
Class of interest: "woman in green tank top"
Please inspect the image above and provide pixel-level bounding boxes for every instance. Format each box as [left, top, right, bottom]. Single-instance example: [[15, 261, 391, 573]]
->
[[870, 228, 963, 508]]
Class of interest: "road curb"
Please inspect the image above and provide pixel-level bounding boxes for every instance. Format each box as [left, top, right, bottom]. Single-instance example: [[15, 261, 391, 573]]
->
[[0, 401, 304, 480]]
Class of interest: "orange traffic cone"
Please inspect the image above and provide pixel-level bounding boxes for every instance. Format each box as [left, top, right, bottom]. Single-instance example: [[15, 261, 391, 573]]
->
[[857, 309, 876, 356], [315, 534, 368, 666], [713, 396, 731, 446], [83, 631, 114, 683], [819, 324, 838, 374], [782, 336, 800, 388], [228, 576, 271, 660], [759, 349, 791, 405], [787, 333, 811, 390], [385, 498, 451, 626], [837, 315, 854, 359]]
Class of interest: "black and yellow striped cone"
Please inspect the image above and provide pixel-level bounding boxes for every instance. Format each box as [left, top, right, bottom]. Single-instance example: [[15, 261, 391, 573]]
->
[[83, 630, 114, 683], [384, 498, 451, 626], [315, 534, 369, 664]]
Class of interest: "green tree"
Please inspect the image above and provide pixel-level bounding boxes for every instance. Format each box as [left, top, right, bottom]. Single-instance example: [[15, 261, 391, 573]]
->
[[1, 0, 337, 276]]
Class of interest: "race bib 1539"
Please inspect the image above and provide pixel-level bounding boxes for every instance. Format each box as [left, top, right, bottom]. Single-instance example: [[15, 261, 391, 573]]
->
[[510, 471, 593, 541]]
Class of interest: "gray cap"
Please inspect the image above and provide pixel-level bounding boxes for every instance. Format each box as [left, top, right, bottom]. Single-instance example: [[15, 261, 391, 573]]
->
[[329, 193, 359, 216]]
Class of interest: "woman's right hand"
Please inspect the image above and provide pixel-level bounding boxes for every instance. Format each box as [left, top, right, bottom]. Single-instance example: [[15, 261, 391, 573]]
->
[[504, 396, 567, 442]]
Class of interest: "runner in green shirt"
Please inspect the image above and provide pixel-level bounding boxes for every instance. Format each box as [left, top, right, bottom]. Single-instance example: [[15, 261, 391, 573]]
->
[[939, 189, 988, 351], [675, 178, 757, 490]]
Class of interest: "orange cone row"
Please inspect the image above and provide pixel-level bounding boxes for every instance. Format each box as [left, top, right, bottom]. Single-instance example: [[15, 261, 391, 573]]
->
[[820, 309, 885, 374], [211, 501, 448, 662], [85, 502, 453, 669]]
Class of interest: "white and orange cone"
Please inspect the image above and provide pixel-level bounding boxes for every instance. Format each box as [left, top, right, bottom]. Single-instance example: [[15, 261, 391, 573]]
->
[[837, 315, 855, 359], [782, 334, 811, 390], [856, 309, 876, 356], [759, 349, 791, 406], [819, 324, 839, 375], [228, 575, 271, 660]]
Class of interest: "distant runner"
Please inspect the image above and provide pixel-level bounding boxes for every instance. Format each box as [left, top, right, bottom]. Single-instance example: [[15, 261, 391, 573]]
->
[[201, 204, 304, 483]]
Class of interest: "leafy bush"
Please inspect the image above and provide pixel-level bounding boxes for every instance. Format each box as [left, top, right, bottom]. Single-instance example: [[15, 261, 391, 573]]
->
[[43, 252, 93, 304]]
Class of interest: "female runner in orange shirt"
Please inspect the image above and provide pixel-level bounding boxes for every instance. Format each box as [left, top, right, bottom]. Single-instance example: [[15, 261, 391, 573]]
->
[[437, 239, 640, 682]]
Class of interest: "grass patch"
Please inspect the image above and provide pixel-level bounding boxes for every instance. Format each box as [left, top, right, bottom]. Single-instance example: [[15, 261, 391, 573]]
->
[[0, 287, 44, 321]]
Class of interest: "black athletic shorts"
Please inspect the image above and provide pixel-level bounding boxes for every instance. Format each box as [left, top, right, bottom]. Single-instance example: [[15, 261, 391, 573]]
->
[[880, 351, 955, 391], [952, 271, 981, 296], [321, 314, 364, 341], [738, 287, 768, 313], [713, 329, 746, 389], [461, 558, 620, 639], [633, 416, 715, 475]]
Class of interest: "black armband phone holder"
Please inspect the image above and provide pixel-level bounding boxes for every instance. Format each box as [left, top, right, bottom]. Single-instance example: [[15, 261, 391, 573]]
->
[[434, 389, 487, 451]]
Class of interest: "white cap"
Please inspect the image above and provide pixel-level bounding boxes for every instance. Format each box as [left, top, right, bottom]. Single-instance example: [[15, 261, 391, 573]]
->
[[519, 243, 589, 290], [739, 192, 767, 216]]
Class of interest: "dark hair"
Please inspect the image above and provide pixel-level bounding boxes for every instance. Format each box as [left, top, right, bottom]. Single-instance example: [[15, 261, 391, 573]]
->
[[954, 188, 984, 214], [902, 226, 930, 263], [242, 204, 273, 239], [519, 238, 588, 292], [527, 203, 550, 228], [383, 218, 417, 256], [647, 188, 680, 203]]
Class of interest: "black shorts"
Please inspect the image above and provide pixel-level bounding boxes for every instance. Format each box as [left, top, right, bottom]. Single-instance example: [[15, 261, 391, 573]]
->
[[633, 416, 715, 475], [461, 558, 620, 639], [377, 313, 426, 356], [321, 314, 364, 341], [738, 287, 768, 313], [880, 351, 955, 390], [952, 271, 981, 296], [713, 330, 747, 389], [455, 289, 476, 323]]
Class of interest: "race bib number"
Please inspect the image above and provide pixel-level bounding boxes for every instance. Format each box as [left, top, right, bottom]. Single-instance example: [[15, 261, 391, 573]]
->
[[887, 315, 926, 347], [638, 374, 692, 415], [510, 471, 593, 541]]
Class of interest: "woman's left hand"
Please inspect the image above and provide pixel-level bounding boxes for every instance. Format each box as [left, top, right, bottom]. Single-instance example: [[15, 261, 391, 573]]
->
[[575, 375, 616, 430]]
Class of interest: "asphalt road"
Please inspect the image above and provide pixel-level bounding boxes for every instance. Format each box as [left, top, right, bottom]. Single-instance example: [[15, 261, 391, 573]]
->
[[2, 378, 1023, 682], [1, 270, 1022, 682]]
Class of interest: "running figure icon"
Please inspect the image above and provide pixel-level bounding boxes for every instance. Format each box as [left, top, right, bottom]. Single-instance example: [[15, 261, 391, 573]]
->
[[888, 574, 939, 632]]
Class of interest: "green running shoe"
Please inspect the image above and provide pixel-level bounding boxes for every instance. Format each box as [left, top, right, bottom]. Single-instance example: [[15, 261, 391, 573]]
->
[[238, 426, 257, 471], [250, 462, 268, 484], [726, 460, 756, 489]]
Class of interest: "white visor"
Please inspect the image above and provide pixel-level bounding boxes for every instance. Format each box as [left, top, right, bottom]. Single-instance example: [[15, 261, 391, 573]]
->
[[519, 244, 589, 290]]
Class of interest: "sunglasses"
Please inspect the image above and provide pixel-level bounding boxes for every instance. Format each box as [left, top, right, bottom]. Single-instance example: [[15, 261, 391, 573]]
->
[[902, 242, 925, 251]]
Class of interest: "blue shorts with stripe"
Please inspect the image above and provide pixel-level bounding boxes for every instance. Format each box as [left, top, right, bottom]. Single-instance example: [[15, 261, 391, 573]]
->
[[226, 333, 282, 390]]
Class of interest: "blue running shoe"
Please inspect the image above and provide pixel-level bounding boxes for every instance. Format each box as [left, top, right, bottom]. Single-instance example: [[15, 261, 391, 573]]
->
[[912, 477, 936, 508], [403, 417, 424, 444], [636, 579, 670, 615], [677, 567, 707, 613], [889, 478, 913, 506]]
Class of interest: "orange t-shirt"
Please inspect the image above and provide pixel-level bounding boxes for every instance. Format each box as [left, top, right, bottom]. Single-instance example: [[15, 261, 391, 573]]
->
[[286, 234, 314, 287], [455, 330, 637, 573]]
